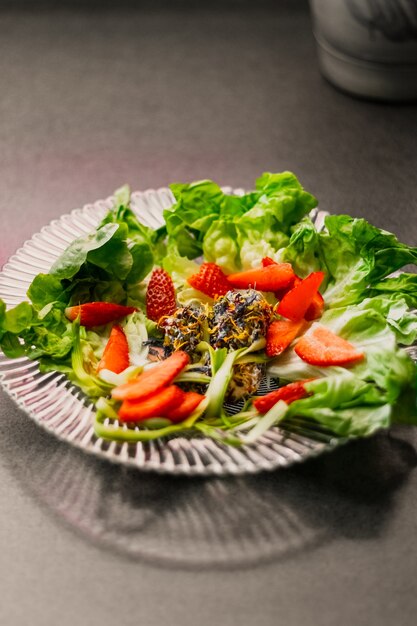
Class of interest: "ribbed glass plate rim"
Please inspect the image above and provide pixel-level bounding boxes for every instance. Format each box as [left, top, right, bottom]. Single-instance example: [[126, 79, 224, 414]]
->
[[0, 187, 346, 476]]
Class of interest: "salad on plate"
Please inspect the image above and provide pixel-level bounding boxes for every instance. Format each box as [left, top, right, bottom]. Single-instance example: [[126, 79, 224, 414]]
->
[[1, 171, 417, 447]]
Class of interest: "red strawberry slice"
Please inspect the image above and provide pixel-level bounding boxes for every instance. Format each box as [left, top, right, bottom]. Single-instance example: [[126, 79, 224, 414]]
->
[[167, 391, 205, 423], [304, 291, 325, 321], [112, 350, 190, 401], [97, 325, 130, 374], [266, 319, 306, 357], [118, 385, 185, 422], [146, 268, 177, 322], [265, 256, 325, 320], [187, 263, 230, 299], [261, 256, 277, 267], [274, 275, 324, 320], [260, 258, 298, 299], [295, 326, 364, 366], [227, 264, 295, 291], [274, 275, 300, 301], [254, 380, 312, 414], [65, 302, 136, 327], [277, 271, 325, 321]]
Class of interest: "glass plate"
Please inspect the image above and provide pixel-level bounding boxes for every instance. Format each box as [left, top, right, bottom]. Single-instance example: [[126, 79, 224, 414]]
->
[[0, 187, 344, 475]]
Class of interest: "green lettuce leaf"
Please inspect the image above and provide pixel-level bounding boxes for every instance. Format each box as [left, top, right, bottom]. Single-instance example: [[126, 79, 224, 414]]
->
[[288, 395, 392, 437], [0, 295, 73, 361], [99, 185, 158, 279], [165, 179, 255, 259], [66, 319, 111, 398], [2, 301, 34, 334], [268, 291, 417, 438], [0, 300, 35, 357], [367, 273, 417, 308], [165, 172, 316, 268], [162, 246, 200, 287], [87, 223, 133, 280], [285, 348, 416, 438], [321, 295, 417, 347], [268, 294, 417, 384], [27, 274, 67, 311], [27, 185, 160, 312], [279, 214, 417, 310], [281, 217, 327, 278], [202, 220, 241, 273], [21, 307, 74, 360], [246, 171, 317, 235], [320, 215, 417, 307], [49, 223, 120, 280]]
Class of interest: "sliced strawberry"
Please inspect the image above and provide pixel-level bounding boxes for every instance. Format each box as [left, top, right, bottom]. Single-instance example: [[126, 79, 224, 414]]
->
[[295, 326, 364, 366], [305, 291, 325, 321], [166, 391, 205, 423], [274, 275, 300, 301], [277, 271, 325, 321], [265, 319, 306, 357], [187, 263, 230, 299], [259, 257, 298, 297], [274, 274, 325, 320], [146, 268, 177, 323], [227, 264, 295, 292], [254, 380, 312, 414], [65, 302, 136, 327], [118, 385, 185, 422], [261, 256, 277, 267], [97, 325, 130, 374], [112, 350, 190, 401]]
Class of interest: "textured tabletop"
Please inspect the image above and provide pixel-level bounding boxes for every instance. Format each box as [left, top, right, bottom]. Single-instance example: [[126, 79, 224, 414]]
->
[[1, 3, 417, 626]]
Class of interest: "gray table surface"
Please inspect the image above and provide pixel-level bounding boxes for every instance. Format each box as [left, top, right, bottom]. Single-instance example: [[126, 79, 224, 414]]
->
[[1, 4, 417, 626]]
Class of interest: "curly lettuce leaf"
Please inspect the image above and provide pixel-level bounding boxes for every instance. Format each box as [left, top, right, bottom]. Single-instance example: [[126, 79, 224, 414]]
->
[[0, 300, 35, 357], [285, 347, 416, 438], [27, 274, 67, 311], [22, 307, 74, 360], [367, 273, 417, 308], [162, 246, 200, 288], [202, 219, 241, 273], [281, 217, 327, 278], [245, 171, 317, 235], [322, 295, 417, 347], [164, 180, 226, 258], [320, 215, 417, 307], [165, 172, 316, 268], [288, 389, 392, 437], [268, 291, 417, 437], [280, 214, 417, 309], [164, 180, 256, 259], [268, 295, 417, 384], [0, 296, 73, 361]]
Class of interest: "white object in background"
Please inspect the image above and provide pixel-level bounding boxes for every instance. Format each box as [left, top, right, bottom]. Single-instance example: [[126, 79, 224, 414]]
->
[[310, 0, 417, 100]]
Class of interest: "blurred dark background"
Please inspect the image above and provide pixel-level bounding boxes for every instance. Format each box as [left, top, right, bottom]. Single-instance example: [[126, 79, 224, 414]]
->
[[0, 0, 308, 9]]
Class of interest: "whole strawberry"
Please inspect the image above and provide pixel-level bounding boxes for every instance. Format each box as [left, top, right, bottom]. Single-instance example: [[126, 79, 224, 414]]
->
[[146, 268, 177, 322], [187, 262, 230, 299]]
